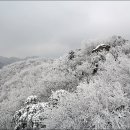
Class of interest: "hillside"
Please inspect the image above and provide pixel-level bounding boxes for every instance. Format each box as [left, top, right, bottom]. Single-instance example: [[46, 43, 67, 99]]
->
[[0, 36, 130, 129]]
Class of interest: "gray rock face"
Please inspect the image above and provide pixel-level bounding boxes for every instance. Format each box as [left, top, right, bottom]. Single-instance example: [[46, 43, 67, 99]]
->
[[92, 44, 110, 53]]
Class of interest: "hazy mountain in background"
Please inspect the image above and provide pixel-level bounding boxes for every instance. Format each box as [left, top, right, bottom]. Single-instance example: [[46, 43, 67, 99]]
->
[[0, 56, 42, 69], [0, 56, 21, 69]]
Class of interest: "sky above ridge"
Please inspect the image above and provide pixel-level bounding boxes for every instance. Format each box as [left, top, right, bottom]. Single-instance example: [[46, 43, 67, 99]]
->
[[0, 1, 130, 58]]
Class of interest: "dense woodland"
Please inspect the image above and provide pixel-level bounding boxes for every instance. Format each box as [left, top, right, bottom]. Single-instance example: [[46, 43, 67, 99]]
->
[[0, 36, 130, 129]]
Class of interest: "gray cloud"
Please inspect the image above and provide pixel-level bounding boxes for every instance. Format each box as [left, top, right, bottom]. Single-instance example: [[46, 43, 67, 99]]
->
[[0, 1, 130, 58]]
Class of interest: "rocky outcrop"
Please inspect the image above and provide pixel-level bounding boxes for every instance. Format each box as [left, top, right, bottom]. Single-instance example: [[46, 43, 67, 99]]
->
[[92, 44, 110, 53]]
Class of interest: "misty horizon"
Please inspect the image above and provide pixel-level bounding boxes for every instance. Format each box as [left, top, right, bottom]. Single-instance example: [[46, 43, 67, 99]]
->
[[0, 1, 130, 58]]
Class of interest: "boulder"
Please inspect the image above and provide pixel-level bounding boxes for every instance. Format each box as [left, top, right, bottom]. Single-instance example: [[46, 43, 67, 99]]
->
[[92, 44, 110, 53]]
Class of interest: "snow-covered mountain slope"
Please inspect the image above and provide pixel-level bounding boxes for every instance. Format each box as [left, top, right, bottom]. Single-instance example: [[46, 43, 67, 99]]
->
[[0, 56, 78, 129], [0, 36, 130, 129]]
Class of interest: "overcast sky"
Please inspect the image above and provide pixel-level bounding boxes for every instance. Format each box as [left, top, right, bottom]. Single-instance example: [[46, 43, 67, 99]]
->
[[0, 1, 130, 58]]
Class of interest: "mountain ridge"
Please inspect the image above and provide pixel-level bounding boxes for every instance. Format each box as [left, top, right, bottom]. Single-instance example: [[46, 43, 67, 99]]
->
[[0, 36, 130, 129]]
